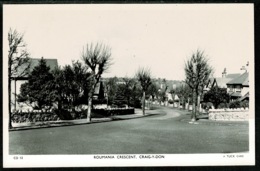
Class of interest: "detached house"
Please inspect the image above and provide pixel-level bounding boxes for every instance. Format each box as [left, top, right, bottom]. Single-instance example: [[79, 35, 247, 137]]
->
[[204, 68, 240, 91], [226, 71, 249, 101], [204, 66, 249, 102], [11, 58, 58, 111]]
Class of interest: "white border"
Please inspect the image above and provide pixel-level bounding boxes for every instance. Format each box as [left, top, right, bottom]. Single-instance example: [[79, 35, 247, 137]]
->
[[3, 4, 255, 167]]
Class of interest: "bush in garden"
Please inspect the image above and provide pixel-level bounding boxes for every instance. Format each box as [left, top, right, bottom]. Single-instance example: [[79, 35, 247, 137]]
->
[[218, 102, 228, 109], [201, 102, 207, 109], [53, 109, 73, 120], [168, 99, 173, 104], [229, 100, 241, 109], [206, 102, 214, 109], [241, 100, 249, 108], [203, 87, 230, 108], [133, 99, 141, 108]]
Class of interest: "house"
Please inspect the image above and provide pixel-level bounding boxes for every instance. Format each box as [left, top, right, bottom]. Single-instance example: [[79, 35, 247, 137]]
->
[[226, 71, 249, 101], [203, 66, 249, 101], [11, 58, 58, 111], [204, 68, 240, 91]]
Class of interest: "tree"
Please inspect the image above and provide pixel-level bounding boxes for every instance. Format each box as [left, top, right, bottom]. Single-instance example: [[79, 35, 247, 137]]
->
[[203, 87, 230, 109], [61, 62, 90, 110], [18, 58, 55, 110], [147, 81, 159, 102], [121, 77, 137, 107], [48, 61, 91, 119], [8, 29, 30, 129], [71, 61, 91, 106], [51, 66, 65, 112], [184, 50, 212, 121], [136, 67, 152, 115], [81, 43, 112, 121], [158, 79, 168, 105], [62, 65, 77, 109], [175, 83, 192, 109], [105, 77, 118, 105]]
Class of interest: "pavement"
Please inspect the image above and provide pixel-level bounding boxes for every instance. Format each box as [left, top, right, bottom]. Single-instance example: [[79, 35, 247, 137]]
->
[[9, 108, 158, 131]]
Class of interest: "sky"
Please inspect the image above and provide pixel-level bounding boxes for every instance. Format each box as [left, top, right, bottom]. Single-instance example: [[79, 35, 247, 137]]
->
[[3, 4, 254, 80]]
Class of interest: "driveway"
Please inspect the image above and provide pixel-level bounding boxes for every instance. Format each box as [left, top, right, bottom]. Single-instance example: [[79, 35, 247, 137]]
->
[[9, 106, 249, 154]]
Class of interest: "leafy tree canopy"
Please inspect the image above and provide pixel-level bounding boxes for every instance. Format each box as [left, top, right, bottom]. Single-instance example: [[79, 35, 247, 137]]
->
[[18, 57, 54, 109]]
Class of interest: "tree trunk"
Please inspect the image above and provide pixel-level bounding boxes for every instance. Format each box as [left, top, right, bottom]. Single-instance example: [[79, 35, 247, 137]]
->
[[127, 97, 130, 107], [142, 91, 145, 115], [106, 94, 109, 107], [191, 89, 197, 122], [87, 91, 93, 122], [187, 98, 190, 111], [182, 97, 185, 110], [8, 64, 12, 129], [14, 79, 17, 111], [197, 93, 201, 115]]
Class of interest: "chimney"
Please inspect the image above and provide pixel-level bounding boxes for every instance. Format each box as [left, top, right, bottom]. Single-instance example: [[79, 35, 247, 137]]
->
[[240, 61, 249, 73], [222, 68, 227, 78]]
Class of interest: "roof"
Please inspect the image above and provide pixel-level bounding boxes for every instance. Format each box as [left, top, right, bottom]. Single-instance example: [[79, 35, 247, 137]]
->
[[205, 73, 241, 89], [239, 92, 249, 101], [226, 73, 241, 79], [227, 72, 249, 86], [13, 58, 58, 78], [229, 92, 242, 97], [215, 77, 234, 88], [29, 58, 58, 72]]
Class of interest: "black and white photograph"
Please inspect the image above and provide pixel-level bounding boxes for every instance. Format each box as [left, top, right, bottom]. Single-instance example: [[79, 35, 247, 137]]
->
[[3, 4, 255, 167]]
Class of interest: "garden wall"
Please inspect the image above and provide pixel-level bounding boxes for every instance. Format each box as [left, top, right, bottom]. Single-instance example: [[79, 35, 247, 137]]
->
[[208, 108, 249, 121]]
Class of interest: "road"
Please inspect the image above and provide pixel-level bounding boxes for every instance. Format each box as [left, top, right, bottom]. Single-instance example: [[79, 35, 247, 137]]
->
[[9, 106, 249, 154]]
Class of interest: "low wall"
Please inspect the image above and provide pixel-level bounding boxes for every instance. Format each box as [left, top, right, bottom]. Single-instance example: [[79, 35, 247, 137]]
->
[[208, 108, 249, 121]]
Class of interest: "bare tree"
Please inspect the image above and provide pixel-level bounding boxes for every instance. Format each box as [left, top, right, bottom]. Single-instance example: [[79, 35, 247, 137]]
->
[[8, 29, 30, 129], [81, 43, 112, 122], [136, 67, 152, 115], [184, 50, 212, 122]]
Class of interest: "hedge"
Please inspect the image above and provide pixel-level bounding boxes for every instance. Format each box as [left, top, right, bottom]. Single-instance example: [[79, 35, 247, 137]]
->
[[92, 108, 135, 117]]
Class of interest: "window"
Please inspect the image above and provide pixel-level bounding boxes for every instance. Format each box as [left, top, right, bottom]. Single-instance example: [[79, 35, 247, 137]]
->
[[228, 85, 234, 93], [235, 85, 242, 93]]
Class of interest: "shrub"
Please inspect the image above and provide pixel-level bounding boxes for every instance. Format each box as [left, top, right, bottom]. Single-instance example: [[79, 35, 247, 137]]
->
[[218, 103, 228, 109], [133, 99, 141, 108], [201, 102, 207, 109], [203, 87, 230, 108], [241, 100, 249, 108], [53, 109, 73, 120], [92, 99, 107, 105], [168, 99, 173, 104], [229, 100, 241, 109], [92, 108, 135, 116], [206, 102, 214, 109]]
